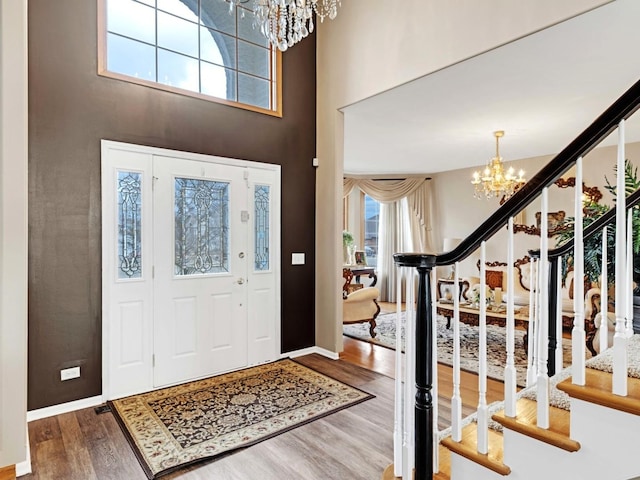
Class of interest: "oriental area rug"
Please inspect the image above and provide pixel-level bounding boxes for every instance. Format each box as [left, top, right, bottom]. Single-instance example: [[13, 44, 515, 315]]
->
[[109, 358, 374, 479], [344, 312, 572, 387]]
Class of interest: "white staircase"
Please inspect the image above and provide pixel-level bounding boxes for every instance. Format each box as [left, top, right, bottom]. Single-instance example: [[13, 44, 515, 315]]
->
[[385, 78, 640, 480], [442, 349, 640, 480]]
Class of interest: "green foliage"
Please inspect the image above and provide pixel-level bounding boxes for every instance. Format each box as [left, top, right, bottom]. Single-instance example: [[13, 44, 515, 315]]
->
[[556, 159, 640, 286], [605, 160, 640, 259], [342, 230, 354, 246]]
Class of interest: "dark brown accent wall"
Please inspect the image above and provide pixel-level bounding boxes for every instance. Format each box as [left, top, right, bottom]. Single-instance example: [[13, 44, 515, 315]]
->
[[28, 0, 316, 410]]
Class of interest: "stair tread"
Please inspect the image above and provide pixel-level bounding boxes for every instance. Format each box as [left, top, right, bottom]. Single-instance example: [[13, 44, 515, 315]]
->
[[491, 398, 580, 452], [557, 367, 640, 416], [440, 423, 510, 476]]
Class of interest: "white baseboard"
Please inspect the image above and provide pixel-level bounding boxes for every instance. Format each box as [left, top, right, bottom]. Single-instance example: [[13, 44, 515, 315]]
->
[[16, 459, 31, 477], [282, 346, 339, 360], [16, 424, 31, 477], [27, 395, 105, 422]]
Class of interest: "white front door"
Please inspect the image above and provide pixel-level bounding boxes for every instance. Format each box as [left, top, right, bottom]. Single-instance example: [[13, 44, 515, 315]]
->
[[152, 156, 248, 387], [102, 141, 280, 399]]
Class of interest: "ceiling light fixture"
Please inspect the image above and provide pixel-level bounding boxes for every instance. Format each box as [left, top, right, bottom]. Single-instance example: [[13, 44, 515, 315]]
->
[[225, 0, 340, 51], [471, 130, 526, 200]]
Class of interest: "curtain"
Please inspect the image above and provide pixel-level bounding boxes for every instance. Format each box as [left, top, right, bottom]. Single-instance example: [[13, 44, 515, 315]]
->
[[344, 177, 436, 302], [343, 177, 424, 201], [342, 177, 435, 252], [378, 199, 415, 302]]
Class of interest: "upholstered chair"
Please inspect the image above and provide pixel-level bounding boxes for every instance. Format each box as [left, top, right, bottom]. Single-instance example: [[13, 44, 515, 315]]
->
[[343, 287, 381, 338]]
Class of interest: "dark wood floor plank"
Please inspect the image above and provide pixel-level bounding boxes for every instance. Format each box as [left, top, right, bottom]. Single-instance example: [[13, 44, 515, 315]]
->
[[314, 408, 394, 461], [288, 417, 392, 479], [98, 409, 148, 479], [57, 412, 98, 480], [75, 407, 147, 480], [29, 417, 62, 444], [31, 437, 72, 480]]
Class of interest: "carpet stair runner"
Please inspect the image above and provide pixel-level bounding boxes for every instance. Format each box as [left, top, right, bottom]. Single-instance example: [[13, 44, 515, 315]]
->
[[435, 334, 640, 479]]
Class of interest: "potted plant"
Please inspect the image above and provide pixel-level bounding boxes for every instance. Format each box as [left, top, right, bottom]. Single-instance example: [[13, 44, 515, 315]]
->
[[556, 159, 640, 333], [343, 230, 355, 265]]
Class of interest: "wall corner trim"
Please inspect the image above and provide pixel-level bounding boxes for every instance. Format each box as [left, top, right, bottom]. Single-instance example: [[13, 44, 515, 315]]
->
[[27, 395, 105, 423], [282, 346, 339, 360]]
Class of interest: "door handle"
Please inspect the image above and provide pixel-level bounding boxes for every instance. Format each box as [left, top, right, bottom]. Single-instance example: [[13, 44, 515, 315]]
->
[[237, 278, 245, 285]]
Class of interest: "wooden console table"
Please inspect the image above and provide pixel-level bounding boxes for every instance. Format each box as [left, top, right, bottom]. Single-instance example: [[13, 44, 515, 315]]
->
[[346, 267, 377, 287], [436, 302, 597, 357], [436, 302, 531, 353]]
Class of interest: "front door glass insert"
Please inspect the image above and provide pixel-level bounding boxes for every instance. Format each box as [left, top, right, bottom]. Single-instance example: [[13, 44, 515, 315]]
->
[[254, 184, 270, 271], [117, 171, 142, 279], [174, 177, 229, 275]]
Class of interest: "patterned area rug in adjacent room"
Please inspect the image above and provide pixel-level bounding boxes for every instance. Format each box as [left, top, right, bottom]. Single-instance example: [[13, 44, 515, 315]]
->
[[344, 312, 571, 387], [109, 359, 374, 479]]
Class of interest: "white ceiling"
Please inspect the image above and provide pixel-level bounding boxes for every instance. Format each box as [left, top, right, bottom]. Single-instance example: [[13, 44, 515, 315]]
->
[[342, 0, 640, 176]]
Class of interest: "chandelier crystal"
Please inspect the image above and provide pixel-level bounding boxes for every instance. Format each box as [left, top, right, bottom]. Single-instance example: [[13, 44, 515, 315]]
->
[[225, 0, 340, 51], [471, 131, 526, 200]]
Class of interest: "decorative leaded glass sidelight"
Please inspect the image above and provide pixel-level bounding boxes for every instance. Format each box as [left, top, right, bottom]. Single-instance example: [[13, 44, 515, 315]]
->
[[117, 171, 142, 279], [254, 185, 270, 271], [175, 177, 229, 275]]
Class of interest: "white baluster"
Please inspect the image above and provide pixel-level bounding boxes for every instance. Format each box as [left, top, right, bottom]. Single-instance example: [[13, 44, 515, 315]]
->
[[555, 262, 563, 369], [572, 156, 586, 385], [505, 217, 517, 416], [403, 269, 416, 478], [627, 211, 634, 338], [477, 243, 488, 454], [600, 226, 609, 353], [527, 258, 538, 387], [393, 266, 403, 477], [451, 261, 462, 442], [431, 268, 440, 474], [537, 187, 550, 429], [613, 119, 628, 396]]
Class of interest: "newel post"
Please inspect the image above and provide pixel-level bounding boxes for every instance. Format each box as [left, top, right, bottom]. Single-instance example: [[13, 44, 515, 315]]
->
[[393, 253, 436, 480]]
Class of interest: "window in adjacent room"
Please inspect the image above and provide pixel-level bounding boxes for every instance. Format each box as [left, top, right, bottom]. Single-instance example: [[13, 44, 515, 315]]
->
[[98, 0, 281, 116], [362, 194, 380, 268]]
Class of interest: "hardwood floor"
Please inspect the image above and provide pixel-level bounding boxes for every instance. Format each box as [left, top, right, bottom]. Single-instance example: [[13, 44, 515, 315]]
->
[[24, 355, 397, 480], [24, 301, 504, 479], [341, 301, 507, 411], [0, 466, 15, 480]]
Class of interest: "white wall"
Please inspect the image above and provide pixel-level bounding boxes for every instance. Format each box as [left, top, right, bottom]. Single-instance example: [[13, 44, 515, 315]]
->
[[0, 0, 29, 469], [316, 0, 611, 353]]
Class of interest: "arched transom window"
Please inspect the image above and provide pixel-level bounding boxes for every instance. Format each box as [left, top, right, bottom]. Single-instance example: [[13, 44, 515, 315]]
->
[[98, 0, 281, 115]]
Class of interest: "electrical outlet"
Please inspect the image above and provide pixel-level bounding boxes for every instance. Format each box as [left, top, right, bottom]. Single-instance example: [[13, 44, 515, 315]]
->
[[60, 366, 80, 381], [291, 253, 305, 265]]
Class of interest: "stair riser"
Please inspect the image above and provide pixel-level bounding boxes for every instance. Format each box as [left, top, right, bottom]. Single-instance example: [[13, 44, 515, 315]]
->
[[570, 398, 640, 480], [450, 408, 640, 480], [449, 452, 503, 480], [502, 429, 589, 480]]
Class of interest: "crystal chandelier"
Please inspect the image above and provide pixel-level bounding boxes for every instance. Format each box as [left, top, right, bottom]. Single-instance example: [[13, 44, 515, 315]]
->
[[471, 131, 526, 200], [225, 0, 340, 51]]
